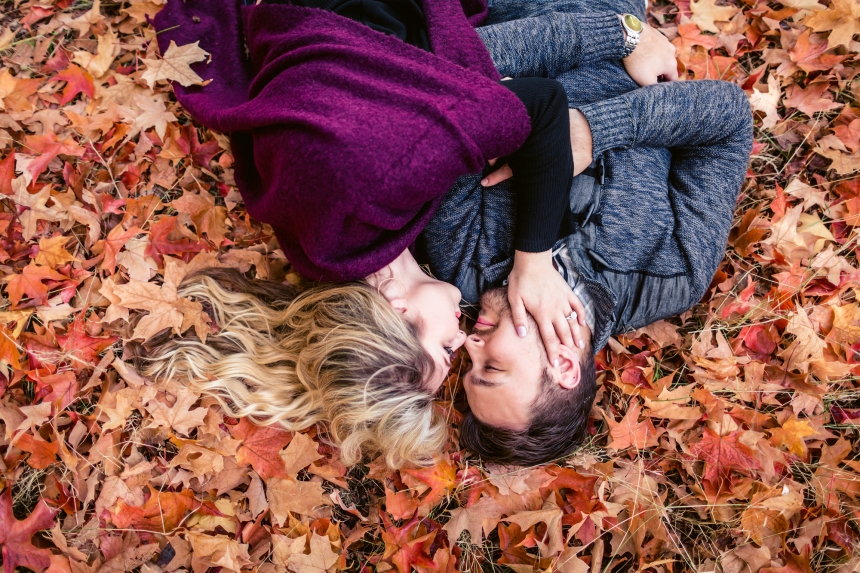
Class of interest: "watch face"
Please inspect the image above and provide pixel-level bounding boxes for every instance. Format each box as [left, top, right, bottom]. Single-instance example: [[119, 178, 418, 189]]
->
[[624, 13, 643, 32]]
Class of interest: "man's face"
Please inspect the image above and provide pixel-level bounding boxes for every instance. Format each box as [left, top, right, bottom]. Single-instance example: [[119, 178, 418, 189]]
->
[[462, 289, 546, 431]]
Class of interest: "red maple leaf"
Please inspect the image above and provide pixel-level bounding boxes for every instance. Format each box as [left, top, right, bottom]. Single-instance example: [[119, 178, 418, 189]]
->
[[102, 224, 142, 275], [56, 316, 117, 368], [541, 465, 598, 507], [788, 30, 846, 73], [497, 522, 541, 569], [690, 428, 762, 484], [0, 487, 58, 573], [23, 133, 85, 182], [145, 217, 207, 266], [53, 64, 95, 105], [0, 151, 14, 196], [229, 418, 292, 479], [381, 513, 437, 573], [4, 263, 67, 308]]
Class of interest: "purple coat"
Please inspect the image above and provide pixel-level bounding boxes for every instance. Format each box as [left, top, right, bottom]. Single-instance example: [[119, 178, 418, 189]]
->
[[153, 0, 531, 281]]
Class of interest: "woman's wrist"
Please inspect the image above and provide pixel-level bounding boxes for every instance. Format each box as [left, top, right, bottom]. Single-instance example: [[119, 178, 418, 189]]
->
[[513, 249, 553, 270]]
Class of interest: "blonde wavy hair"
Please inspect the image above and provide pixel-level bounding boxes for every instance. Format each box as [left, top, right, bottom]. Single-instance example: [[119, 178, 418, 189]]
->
[[133, 268, 446, 467]]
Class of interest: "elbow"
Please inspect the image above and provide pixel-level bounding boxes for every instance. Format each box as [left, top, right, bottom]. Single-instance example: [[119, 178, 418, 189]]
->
[[722, 82, 754, 147]]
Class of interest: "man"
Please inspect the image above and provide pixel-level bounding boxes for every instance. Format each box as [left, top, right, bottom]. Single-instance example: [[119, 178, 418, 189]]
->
[[416, 6, 753, 464]]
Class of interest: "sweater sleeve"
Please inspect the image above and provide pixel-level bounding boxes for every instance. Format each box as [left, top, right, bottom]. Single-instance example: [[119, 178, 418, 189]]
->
[[578, 80, 753, 157], [580, 79, 753, 293], [476, 12, 625, 79], [501, 77, 574, 253]]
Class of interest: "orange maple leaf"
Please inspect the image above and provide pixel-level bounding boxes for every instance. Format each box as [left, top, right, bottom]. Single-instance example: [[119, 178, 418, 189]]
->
[[53, 64, 95, 105], [3, 263, 67, 309], [109, 487, 205, 533], [604, 401, 660, 450], [14, 432, 59, 470], [56, 315, 117, 368], [402, 458, 457, 507]]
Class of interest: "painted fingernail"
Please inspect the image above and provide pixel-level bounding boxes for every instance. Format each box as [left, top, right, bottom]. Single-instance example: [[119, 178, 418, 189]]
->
[[517, 326, 527, 338], [578, 339, 586, 349], [553, 358, 560, 368]]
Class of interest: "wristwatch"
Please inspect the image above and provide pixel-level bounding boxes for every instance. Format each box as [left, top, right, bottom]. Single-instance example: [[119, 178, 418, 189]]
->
[[619, 13, 643, 58]]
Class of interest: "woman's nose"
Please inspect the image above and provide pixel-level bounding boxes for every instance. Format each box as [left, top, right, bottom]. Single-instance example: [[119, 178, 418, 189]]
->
[[453, 329, 467, 350], [465, 332, 483, 349]]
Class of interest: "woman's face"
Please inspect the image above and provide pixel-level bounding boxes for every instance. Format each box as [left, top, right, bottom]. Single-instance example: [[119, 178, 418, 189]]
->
[[403, 278, 467, 394]]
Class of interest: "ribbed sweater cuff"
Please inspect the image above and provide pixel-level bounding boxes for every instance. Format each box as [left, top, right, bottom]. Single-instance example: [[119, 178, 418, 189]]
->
[[578, 97, 635, 158], [569, 12, 626, 64]]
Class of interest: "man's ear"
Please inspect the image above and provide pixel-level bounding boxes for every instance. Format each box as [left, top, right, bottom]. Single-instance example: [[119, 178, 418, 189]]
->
[[389, 298, 409, 314], [555, 344, 582, 390]]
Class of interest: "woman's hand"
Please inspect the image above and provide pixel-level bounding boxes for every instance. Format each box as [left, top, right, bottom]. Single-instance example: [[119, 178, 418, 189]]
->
[[622, 23, 679, 86], [507, 250, 586, 366]]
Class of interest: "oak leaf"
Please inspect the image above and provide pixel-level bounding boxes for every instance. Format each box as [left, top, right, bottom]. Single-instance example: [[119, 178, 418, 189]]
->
[[0, 488, 58, 573], [142, 41, 210, 88]]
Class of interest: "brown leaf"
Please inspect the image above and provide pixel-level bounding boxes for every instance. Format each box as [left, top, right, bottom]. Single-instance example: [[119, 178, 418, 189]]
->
[[280, 431, 323, 477], [266, 478, 328, 525], [141, 41, 210, 88]]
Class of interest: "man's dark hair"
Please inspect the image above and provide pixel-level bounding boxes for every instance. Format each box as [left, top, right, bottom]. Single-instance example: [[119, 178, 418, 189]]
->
[[459, 348, 597, 465]]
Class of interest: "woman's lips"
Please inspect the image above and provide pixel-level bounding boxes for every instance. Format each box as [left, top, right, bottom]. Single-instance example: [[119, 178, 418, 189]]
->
[[476, 317, 495, 327]]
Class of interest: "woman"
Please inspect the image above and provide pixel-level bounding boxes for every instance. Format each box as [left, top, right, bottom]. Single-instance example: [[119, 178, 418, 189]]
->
[[143, 0, 676, 466]]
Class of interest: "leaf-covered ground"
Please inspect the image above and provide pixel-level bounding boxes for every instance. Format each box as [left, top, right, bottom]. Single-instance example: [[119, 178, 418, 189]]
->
[[0, 0, 859, 571]]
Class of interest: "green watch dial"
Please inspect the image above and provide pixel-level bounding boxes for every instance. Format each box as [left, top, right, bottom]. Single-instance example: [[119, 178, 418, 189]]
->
[[623, 13, 643, 32]]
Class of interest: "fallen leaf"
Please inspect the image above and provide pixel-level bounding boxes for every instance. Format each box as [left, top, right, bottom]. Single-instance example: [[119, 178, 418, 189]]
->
[[141, 41, 210, 88]]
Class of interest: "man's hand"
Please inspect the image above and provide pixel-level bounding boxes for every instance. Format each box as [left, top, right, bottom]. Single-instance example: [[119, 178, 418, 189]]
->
[[622, 22, 679, 86], [507, 250, 586, 366]]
